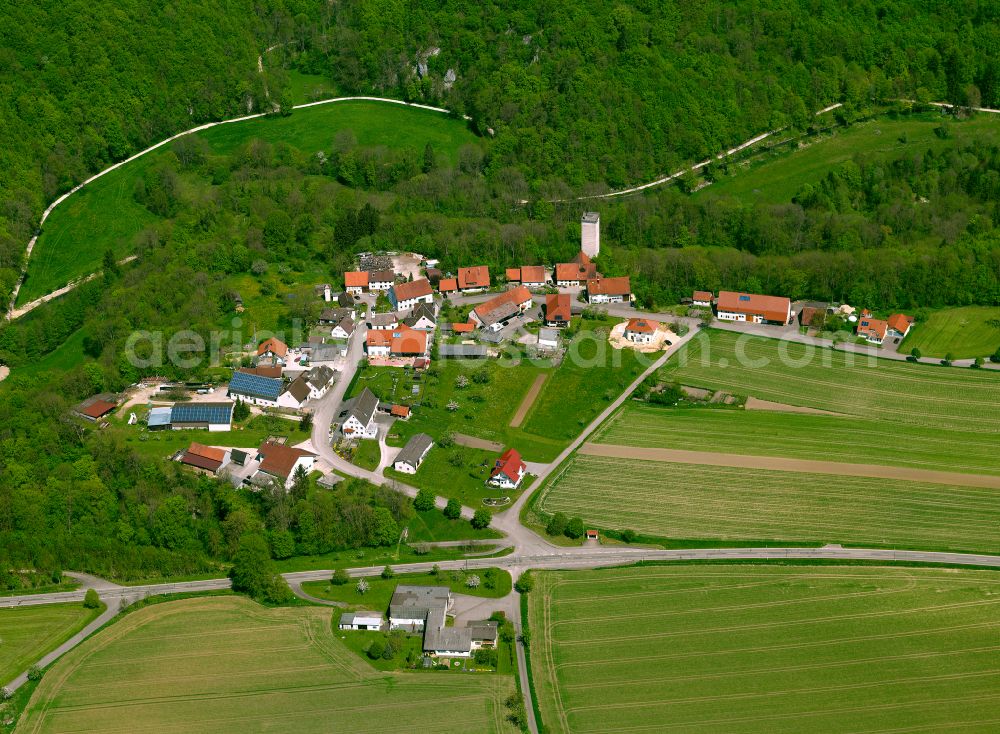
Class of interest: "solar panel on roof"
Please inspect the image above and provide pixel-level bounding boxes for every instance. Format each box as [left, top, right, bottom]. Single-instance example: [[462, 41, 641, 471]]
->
[[739, 295, 751, 301], [170, 403, 233, 425], [228, 371, 282, 400]]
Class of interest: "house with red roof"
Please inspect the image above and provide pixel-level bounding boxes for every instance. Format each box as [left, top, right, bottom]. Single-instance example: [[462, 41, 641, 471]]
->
[[554, 252, 600, 287], [75, 394, 118, 421], [624, 318, 660, 344], [886, 313, 914, 339], [715, 291, 791, 325], [458, 266, 491, 292], [488, 448, 527, 490], [254, 441, 317, 490], [544, 294, 572, 328], [692, 291, 713, 307], [438, 278, 458, 294], [344, 271, 369, 295], [507, 265, 548, 289], [470, 286, 533, 332], [257, 337, 289, 365], [180, 443, 227, 474], [856, 312, 913, 345], [586, 277, 632, 304], [389, 278, 434, 310]]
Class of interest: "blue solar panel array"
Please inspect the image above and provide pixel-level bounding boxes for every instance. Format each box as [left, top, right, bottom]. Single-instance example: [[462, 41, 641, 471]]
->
[[228, 371, 282, 401], [170, 403, 233, 425]]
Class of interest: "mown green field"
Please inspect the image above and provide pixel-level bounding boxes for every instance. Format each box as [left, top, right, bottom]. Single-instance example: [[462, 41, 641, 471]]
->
[[17, 596, 517, 734], [663, 329, 1000, 438], [900, 306, 1000, 359], [699, 112, 1000, 204], [0, 604, 101, 686], [530, 564, 1000, 734], [539, 455, 1000, 552], [595, 405, 1000, 477], [19, 100, 478, 304]]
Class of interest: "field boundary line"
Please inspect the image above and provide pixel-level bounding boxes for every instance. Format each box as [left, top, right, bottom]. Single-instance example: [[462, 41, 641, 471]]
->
[[509, 373, 548, 428], [579, 443, 1000, 489]]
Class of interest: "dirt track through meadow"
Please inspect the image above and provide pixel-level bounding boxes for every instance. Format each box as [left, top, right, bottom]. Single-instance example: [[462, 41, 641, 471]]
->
[[580, 443, 1000, 489], [509, 373, 548, 428]]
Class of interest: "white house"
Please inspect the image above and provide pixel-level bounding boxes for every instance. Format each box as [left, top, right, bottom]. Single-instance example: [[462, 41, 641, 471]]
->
[[254, 441, 317, 490], [624, 318, 659, 344], [341, 388, 380, 439], [369, 269, 395, 291], [369, 312, 399, 330], [488, 448, 526, 489], [692, 290, 713, 308], [276, 377, 312, 410], [228, 371, 283, 408], [388, 585, 497, 658], [365, 330, 392, 357], [586, 277, 632, 304], [330, 317, 355, 340], [345, 271, 368, 294], [403, 303, 437, 331], [303, 365, 335, 399], [393, 433, 433, 474], [715, 291, 791, 325], [389, 278, 434, 311], [339, 611, 384, 631]]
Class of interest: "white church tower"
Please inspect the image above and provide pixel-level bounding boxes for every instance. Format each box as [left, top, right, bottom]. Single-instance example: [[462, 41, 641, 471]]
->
[[581, 211, 600, 258]]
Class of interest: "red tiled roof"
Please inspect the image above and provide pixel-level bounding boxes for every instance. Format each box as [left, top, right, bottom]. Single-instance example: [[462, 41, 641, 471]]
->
[[391, 328, 428, 356], [257, 337, 288, 357], [545, 294, 572, 323], [587, 277, 631, 296], [367, 330, 392, 347], [519, 265, 546, 284], [392, 278, 432, 301], [572, 251, 592, 265], [181, 443, 225, 472], [79, 399, 116, 419], [555, 261, 598, 282], [887, 313, 913, 334], [506, 268, 521, 281], [857, 317, 888, 340], [187, 442, 226, 462], [453, 322, 475, 333], [438, 278, 458, 293], [716, 291, 791, 323], [491, 448, 526, 482], [257, 441, 315, 480], [693, 290, 713, 302], [345, 271, 369, 287], [473, 286, 533, 324], [625, 318, 658, 333], [391, 404, 410, 418], [239, 365, 283, 378], [458, 266, 490, 290]]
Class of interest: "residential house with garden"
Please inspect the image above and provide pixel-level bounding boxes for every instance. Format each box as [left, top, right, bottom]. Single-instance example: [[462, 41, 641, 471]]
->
[[544, 294, 572, 327], [586, 276, 632, 304], [624, 318, 659, 344], [392, 433, 434, 474], [716, 291, 792, 325], [388, 585, 498, 658], [389, 278, 434, 310], [340, 388, 380, 439], [457, 265, 491, 292], [489, 448, 527, 489]]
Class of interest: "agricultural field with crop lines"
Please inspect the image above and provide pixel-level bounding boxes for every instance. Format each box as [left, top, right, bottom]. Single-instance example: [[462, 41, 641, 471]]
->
[[661, 330, 1000, 436], [595, 406, 1000, 477], [529, 565, 1000, 734], [17, 596, 517, 734], [539, 455, 1000, 552]]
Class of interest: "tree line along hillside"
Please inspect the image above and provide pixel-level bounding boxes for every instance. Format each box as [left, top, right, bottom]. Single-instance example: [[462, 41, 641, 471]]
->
[[0, 0, 325, 305], [303, 0, 1000, 191]]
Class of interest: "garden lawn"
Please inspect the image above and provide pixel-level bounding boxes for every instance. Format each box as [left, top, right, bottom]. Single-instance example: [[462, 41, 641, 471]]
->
[[0, 604, 101, 686], [302, 567, 511, 611], [595, 405, 1000, 477], [529, 564, 1000, 734], [539, 454, 1000, 553], [384, 445, 517, 511], [17, 596, 517, 734], [352, 439, 381, 472], [698, 112, 1000, 205], [406, 509, 504, 543], [900, 306, 1000, 360]]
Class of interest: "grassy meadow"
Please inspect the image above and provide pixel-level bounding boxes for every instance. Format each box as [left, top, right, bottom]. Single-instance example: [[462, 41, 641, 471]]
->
[[698, 111, 1000, 205], [17, 596, 518, 734], [539, 455, 1000, 553], [900, 306, 1000, 359], [529, 564, 1000, 734], [0, 604, 101, 686], [405, 508, 504, 543], [595, 405, 1000, 477], [662, 329, 1000, 438], [19, 100, 478, 304]]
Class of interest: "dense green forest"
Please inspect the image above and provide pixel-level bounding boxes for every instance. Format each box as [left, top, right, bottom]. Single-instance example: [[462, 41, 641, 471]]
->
[[2, 0, 1000, 582], [0, 0, 323, 305]]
